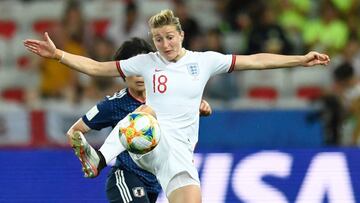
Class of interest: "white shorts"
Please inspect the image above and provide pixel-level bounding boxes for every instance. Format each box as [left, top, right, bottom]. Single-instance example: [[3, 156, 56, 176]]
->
[[129, 126, 200, 195], [166, 171, 200, 197]]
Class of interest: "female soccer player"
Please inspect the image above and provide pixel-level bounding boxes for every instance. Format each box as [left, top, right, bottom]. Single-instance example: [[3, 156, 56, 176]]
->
[[24, 9, 329, 203], [67, 37, 212, 203]]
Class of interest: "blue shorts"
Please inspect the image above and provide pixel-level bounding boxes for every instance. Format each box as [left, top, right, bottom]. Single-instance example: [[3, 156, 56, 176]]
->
[[106, 167, 158, 203]]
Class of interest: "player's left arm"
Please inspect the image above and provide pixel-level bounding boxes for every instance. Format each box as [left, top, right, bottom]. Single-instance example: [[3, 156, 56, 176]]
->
[[199, 99, 212, 117], [233, 51, 330, 71]]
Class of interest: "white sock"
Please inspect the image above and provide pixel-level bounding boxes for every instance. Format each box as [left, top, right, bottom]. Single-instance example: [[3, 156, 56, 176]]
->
[[99, 122, 126, 164]]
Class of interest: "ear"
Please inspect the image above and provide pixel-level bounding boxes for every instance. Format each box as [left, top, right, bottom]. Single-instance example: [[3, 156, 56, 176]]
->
[[180, 31, 185, 42]]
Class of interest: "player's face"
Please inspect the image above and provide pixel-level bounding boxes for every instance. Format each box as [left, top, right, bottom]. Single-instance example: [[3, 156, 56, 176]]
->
[[125, 76, 145, 92], [151, 25, 184, 61]]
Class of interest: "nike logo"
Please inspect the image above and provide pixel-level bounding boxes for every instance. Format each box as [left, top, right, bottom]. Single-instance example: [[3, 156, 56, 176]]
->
[[155, 69, 163, 72]]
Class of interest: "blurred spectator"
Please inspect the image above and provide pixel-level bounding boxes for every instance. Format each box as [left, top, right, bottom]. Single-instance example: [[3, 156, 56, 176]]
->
[[203, 28, 239, 101], [38, 0, 88, 104], [313, 93, 343, 146], [246, 2, 293, 54], [277, 0, 308, 54], [173, 0, 200, 49], [81, 37, 123, 103], [220, 0, 259, 32], [330, 36, 360, 78], [302, 0, 349, 55], [203, 28, 225, 53], [332, 63, 360, 146], [106, 1, 148, 47]]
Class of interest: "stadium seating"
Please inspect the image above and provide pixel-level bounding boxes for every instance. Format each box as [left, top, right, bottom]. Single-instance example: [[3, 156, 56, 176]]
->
[[23, 1, 65, 36], [240, 69, 290, 101], [83, 0, 123, 37], [289, 67, 331, 100]]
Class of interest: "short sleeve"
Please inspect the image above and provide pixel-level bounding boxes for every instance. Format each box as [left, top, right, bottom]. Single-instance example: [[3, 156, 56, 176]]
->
[[202, 51, 236, 76], [82, 99, 114, 130], [118, 54, 151, 77]]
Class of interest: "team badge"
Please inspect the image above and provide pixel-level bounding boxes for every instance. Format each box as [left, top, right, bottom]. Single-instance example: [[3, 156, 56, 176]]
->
[[132, 187, 145, 197], [186, 63, 199, 79]]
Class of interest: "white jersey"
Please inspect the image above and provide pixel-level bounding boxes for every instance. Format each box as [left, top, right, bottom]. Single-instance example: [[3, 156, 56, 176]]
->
[[115, 50, 235, 191], [117, 50, 235, 148]]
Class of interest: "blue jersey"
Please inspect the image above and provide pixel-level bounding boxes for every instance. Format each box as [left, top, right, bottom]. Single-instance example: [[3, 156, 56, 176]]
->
[[82, 88, 161, 193]]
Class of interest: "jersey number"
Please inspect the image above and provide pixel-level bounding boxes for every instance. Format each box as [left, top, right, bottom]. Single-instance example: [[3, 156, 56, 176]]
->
[[152, 74, 168, 93]]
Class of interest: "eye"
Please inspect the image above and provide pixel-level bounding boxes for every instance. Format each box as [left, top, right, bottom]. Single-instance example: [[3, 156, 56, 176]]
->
[[167, 35, 174, 40], [155, 38, 162, 43]]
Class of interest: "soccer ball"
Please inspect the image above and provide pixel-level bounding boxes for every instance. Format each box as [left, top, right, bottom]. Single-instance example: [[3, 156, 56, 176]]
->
[[119, 112, 161, 154]]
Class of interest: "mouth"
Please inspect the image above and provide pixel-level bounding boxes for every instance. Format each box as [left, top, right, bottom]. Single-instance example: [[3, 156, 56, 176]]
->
[[136, 81, 144, 85], [164, 50, 173, 55]]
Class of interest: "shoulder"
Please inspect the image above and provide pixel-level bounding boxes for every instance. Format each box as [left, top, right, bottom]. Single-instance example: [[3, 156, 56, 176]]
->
[[187, 50, 224, 58], [121, 52, 158, 65], [105, 88, 128, 101]]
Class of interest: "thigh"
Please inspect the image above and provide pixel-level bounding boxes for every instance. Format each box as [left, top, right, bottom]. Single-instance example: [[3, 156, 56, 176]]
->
[[106, 167, 157, 203], [168, 184, 201, 203]]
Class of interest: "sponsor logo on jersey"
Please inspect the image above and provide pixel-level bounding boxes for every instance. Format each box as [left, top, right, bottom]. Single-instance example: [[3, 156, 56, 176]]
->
[[132, 187, 145, 197]]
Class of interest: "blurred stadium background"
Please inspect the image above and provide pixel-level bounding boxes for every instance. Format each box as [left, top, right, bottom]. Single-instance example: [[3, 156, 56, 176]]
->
[[0, 0, 360, 202]]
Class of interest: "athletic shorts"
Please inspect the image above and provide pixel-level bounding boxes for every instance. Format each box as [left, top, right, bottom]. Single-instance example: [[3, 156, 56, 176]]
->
[[129, 126, 200, 197], [106, 167, 159, 203]]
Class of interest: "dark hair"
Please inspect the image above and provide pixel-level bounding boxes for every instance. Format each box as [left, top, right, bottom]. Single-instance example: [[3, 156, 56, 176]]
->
[[113, 37, 154, 60], [333, 62, 354, 82]]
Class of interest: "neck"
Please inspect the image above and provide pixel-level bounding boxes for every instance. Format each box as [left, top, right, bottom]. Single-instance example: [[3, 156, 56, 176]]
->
[[128, 88, 146, 103], [172, 48, 186, 62]]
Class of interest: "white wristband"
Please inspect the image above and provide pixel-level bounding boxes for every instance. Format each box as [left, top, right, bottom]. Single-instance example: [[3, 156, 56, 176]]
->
[[58, 51, 65, 62]]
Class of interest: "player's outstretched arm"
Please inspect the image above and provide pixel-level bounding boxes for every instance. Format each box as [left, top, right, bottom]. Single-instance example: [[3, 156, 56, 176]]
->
[[234, 51, 330, 71], [23, 32, 119, 77]]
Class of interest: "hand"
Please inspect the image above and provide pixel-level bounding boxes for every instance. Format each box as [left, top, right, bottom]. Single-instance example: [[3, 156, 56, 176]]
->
[[23, 32, 58, 59], [302, 51, 330, 67], [199, 99, 212, 117]]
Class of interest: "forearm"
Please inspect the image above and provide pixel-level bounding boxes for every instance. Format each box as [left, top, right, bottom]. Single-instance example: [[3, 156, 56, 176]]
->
[[66, 118, 91, 137], [55, 49, 118, 77], [235, 53, 304, 70]]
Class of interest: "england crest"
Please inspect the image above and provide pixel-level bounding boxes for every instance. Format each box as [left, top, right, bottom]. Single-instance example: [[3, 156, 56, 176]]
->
[[186, 63, 199, 77]]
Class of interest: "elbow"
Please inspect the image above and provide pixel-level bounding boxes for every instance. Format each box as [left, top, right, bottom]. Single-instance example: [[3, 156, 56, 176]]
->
[[66, 128, 74, 138]]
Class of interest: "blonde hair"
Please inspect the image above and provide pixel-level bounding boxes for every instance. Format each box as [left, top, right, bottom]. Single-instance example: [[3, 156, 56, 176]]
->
[[148, 9, 183, 32]]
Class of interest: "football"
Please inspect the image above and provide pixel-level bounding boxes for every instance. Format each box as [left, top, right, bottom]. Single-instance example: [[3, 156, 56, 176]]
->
[[119, 112, 161, 154]]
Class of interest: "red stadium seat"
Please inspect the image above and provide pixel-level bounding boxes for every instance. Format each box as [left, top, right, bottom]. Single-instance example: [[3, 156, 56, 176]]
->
[[32, 20, 59, 35], [0, 20, 17, 39], [1, 88, 25, 103], [289, 68, 329, 101], [241, 69, 289, 102], [296, 86, 323, 100], [16, 55, 31, 70], [91, 19, 110, 37], [248, 87, 278, 101]]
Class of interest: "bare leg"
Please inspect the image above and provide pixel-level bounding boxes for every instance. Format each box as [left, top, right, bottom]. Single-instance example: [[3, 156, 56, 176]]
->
[[168, 185, 201, 203]]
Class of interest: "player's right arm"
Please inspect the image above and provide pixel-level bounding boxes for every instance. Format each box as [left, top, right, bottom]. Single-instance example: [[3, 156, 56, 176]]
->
[[67, 118, 91, 139], [23, 32, 119, 77]]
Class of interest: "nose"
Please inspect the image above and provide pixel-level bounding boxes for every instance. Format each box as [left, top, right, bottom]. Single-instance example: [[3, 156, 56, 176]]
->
[[162, 39, 170, 48]]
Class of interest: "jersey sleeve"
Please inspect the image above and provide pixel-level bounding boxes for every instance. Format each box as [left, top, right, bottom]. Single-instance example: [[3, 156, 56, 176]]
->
[[117, 54, 151, 78], [202, 51, 236, 76], [82, 98, 115, 130]]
